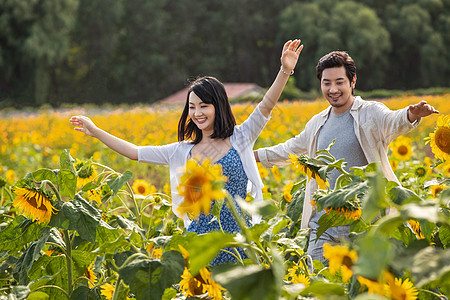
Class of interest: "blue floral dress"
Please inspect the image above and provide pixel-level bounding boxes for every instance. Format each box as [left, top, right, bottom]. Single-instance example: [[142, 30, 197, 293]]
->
[[187, 147, 250, 265]]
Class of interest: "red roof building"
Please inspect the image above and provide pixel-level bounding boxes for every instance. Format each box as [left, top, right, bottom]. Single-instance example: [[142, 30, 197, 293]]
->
[[159, 83, 265, 104]]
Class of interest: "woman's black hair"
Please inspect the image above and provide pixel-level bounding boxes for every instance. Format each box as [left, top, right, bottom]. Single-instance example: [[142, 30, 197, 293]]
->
[[178, 76, 236, 144]]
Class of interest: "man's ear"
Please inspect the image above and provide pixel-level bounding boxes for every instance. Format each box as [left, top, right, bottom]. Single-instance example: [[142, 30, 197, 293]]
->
[[351, 75, 357, 88]]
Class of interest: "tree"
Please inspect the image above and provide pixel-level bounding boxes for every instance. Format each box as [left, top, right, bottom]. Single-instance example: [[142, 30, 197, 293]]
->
[[278, 0, 390, 91], [0, 0, 78, 106]]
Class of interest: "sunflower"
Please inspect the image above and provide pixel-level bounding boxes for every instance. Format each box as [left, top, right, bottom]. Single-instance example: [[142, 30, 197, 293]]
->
[[357, 276, 385, 295], [430, 184, 446, 198], [258, 163, 269, 178], [76, 161, 97, 189], [132, 179, 154, 196], [288, 153, 328, 189], [283, 181, 294, 203], [88, 189, 102, 205], [414, 165, 427, 177], [163, 182, 171, 196], [6, 169, 15, 184], [286, 266, 310, 286], [408, 220, 424, 239], [179, 267, 225, 300], [147, 242, 162, 259], [100, 282, 115, 300], [323, 243, 357, 283], [84, 264, 97, 288], [324, 206, 362, 221], [177, 158, 227, 219], [322, 195, 362, 221], [13, 187, 56, 224], [384, 272, 418, 300], [271, 165, 281, 182], [391, 136, 413, 161], [425, 114, 450, 162]]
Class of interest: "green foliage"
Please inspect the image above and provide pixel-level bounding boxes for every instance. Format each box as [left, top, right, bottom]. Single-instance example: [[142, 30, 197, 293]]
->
[[1, 147, 450, 298], [118, 251, 185, 300]]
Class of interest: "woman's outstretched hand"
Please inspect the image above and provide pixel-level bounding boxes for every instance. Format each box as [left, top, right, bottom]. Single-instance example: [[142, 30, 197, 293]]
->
[[69, 116, 98, 137], [280, 39, 303, 74]]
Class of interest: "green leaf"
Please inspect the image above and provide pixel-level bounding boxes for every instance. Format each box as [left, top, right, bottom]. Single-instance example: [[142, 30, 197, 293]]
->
[[439, 224, 450, 247], [353, 235, 394, 280], [0, 217, 45, 252], [58, 150, 77, 198], [411, 246, 450, 288], [118, 251, 185, 300], [211, 198, 224, 221], [388, 186, 421, 205], [214, 265, 279, 300], [316, 180, 367, 212], [70, 286, 101, 300], [361, 174, 389, 223], [26, 169, 58, 186], [96, 225, 131, 255], [299, 280, 347, 299], [107, 171, 133, 196], [287, 188, 304, 222], [247, 223, 270, 243], [237, 198, 278, 220], [261, 217, 289, 242], [186, 231, 235, 275], [316, 210, 355, 240], [28, 255, 67, 300], [27, 291, 50, 300], [12, 285, 31, 300], [399, 202, 442, 224], [115, 215, 145, 235], [14, 228, 51, 284], [56, 194, 102, 243], [162, 287, 178, 300]]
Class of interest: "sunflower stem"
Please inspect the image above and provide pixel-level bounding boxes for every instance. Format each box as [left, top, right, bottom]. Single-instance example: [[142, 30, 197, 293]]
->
[[40, 180, 63, 202], [32, 285, 70, 299], [417, 288, 447, 299], [45, 242, 69, 257], [4, 186, 14, 203], [126, 182, 142, 228], [224, 195, 261, 261], [111, 277, 122, 300], [63, 229, 73, 295]]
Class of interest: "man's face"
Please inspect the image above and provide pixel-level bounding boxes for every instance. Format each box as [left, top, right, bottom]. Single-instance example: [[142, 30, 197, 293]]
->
[[320, 66, 356, 114]]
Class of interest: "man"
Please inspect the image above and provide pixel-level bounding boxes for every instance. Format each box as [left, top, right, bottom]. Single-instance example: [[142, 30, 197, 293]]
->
[[255, 51, 439, 262]]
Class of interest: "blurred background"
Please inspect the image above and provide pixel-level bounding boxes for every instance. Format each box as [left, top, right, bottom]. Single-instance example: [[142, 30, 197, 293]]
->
[[0, 0, 449, 108]]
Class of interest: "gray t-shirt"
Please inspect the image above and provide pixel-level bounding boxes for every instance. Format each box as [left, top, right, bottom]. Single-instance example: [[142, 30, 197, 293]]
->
[[310, 107, 368, 229]]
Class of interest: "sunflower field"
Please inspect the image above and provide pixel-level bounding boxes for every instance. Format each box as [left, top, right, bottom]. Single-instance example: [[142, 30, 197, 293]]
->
[[0, 94, 449, 300]]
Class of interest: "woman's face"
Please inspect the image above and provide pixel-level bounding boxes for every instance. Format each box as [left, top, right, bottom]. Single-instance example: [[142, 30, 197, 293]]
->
[[188, 92, 215, 135]]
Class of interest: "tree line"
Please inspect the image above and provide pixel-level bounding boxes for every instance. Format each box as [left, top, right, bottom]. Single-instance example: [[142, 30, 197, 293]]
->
[[0, 0, 448, 108]]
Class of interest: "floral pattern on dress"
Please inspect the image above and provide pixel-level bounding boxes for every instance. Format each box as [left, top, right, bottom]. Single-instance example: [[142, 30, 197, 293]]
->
[[187, 147, 249, 265]]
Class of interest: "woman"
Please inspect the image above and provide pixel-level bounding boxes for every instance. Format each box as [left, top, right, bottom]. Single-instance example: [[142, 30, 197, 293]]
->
[[70, 39, 303, 264]]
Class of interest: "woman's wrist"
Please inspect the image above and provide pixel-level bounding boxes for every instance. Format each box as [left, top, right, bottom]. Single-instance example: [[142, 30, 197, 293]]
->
[[280, 65, 294, 75]]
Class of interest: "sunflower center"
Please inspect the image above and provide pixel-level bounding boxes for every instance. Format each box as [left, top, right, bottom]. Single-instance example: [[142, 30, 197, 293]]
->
[[435, 127, 450, 154], [189, 278, 205, 295], [397, 145, 409, 156], [137, 185, 146, 194], [342, 255, 353, 269], [27, 194, 48, 211], [434, 186, 443, 195]]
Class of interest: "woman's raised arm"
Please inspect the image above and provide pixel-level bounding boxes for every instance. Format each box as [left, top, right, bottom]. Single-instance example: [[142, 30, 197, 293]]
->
[[70, 115, 139, 160], [259, 39, 303, 118]]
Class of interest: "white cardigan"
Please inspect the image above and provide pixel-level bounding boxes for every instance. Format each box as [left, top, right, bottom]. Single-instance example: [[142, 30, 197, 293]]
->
[[257, 97, 419, 229], [138, 104, 270, 226]]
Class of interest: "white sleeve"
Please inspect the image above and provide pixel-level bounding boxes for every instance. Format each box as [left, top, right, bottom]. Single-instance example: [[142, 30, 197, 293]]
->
[[137, 143, 179, 165]]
